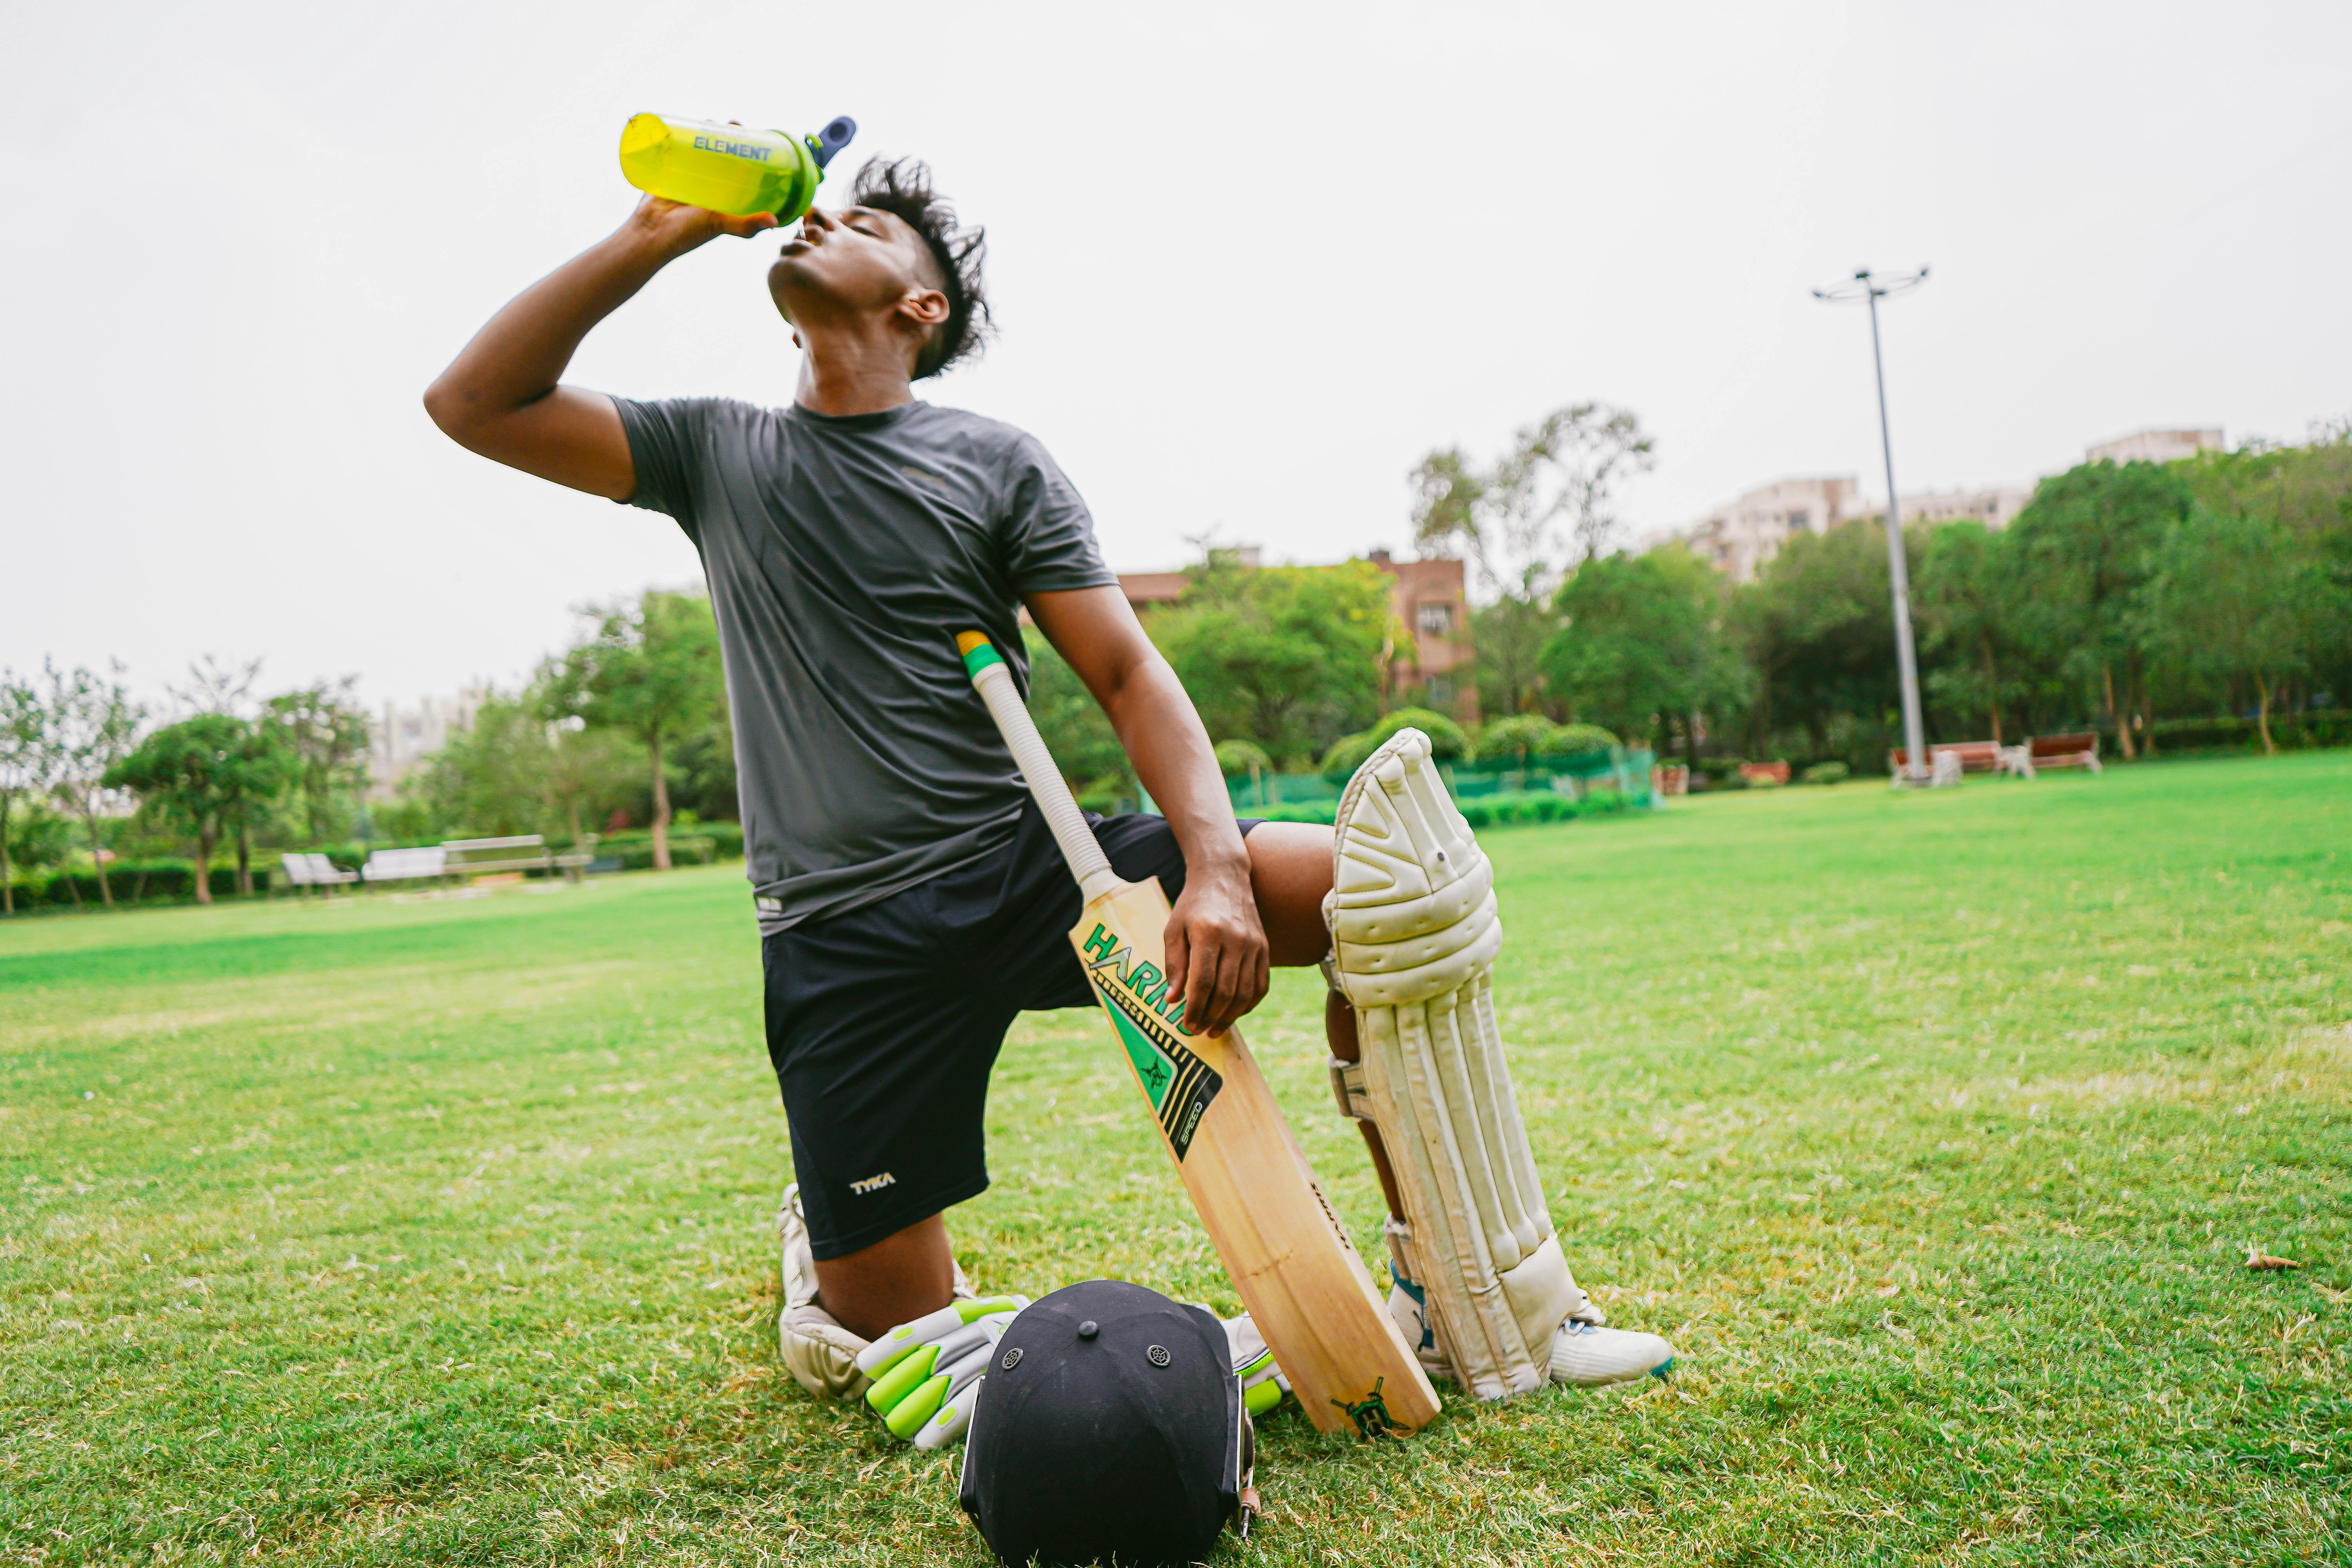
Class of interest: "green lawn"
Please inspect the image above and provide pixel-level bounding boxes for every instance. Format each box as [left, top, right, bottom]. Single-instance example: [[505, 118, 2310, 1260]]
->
[[4, 755, 2348, 1565]]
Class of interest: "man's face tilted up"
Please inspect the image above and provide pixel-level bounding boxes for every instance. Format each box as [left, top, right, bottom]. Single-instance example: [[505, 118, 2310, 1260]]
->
[[767, 205, 950, 374]]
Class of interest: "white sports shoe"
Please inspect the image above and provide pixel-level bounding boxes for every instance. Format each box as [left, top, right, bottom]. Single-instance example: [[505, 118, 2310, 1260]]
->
[[1548, 1320, 1675, 1387], [776, 1184, 869, 1400], [1386, 1273, 1454, 1381], [772, 1184, 980, 1402], [1396, 1263, 1670, 1390]]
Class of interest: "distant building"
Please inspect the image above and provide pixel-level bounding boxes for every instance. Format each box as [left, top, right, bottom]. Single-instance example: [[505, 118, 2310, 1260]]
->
[[1887, 485, 2034, 530], [1114, 546, 1477, 725], [1368, 550, 1476, 724], [1642, 426, 2223, 584], [2085, 426, 2222, 465], [367, 686, 487, 801], [1659, 476, 1858, 583], [1655, 475, 2039, 581], [1114, 571, 1188, 608]]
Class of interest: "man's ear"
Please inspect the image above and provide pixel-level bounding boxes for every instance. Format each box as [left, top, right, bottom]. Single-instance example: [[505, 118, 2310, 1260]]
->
[[894, 287, 950, 371], [897, 287, 950, 332]]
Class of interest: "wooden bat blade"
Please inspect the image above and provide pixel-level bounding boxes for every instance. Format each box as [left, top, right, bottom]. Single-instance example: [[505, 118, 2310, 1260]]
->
[[1070, 877, 1441, 1437], [948, 631, 1434, 1436]]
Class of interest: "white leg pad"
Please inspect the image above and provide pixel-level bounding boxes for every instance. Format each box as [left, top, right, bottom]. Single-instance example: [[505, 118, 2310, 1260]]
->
[[1329, 729, 1583, 1401], [777, 1183, 871, 1400]]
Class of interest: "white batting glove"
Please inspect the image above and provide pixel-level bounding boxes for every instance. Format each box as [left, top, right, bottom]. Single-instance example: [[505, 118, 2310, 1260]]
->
[[855, 1295, 1028, 1448]]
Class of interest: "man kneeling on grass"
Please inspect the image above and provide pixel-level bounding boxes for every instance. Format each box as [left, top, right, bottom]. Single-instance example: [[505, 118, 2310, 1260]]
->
[[424, 156, 1672, 1447]]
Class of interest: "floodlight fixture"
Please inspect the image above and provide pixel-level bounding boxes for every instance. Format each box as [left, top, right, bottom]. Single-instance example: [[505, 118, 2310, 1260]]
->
[[1813, 265, 1933, 785], [1810, 265, 1930, 306]]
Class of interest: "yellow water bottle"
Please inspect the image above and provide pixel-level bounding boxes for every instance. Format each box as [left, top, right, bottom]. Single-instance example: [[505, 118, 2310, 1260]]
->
[[617, 113, 857, 221]]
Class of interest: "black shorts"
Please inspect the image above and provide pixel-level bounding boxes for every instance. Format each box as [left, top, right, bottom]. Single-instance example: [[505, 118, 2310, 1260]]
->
[[764, 803, 1263, 1259]]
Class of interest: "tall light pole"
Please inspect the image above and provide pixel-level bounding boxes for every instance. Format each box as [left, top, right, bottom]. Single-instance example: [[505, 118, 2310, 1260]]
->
[[1813, 266, 1931, 785]]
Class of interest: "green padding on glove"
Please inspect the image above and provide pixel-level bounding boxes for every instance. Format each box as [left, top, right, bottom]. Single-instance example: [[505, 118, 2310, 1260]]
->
[[866, 1345, 940, 1414], [858, 1294, 1029, 1447], [916, 1374, 985, 1451], [883, 1372, 952, 1439]]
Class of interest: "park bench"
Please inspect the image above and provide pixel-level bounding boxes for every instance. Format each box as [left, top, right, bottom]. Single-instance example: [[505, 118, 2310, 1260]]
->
[[441, 834, 595, 884], [361, 846, 448, 885], [1889, 739, 2008, 786], [2008, 732, 2101, 780], [1739, 761, 1790, 786], [279, 852, 357, 896], [1889, 739, 2004, 775]]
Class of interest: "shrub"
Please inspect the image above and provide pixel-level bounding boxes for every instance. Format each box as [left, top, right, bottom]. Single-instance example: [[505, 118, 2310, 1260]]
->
[[1374, 707, 1471, 760], [1318, 732, 1377, 781], [610, 839, 717, 871], [1214, 739, 1273, 778], [2145, 713, 2352, 754], [1254, 782, 1643, 829], [32, 862, 247, 906], [1801, 761, 1850, 786], [1472, 715, 1564, 767], [593, 821, 744, 859], [1074, 775, 1129, 814], [1457, 791, 1595, 828], [1499, 794, 1572, 824], [1547, 723, 1619, 758], [6, 807, 74, 882], [1321, 707, 1472, 779]]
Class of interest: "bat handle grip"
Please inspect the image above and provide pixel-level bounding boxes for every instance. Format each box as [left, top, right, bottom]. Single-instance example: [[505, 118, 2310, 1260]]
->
[[957, 632, 1122, 903]]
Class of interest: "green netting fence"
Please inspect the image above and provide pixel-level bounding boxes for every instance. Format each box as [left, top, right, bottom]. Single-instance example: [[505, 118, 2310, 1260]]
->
[[1226, 748, 1658, 826]]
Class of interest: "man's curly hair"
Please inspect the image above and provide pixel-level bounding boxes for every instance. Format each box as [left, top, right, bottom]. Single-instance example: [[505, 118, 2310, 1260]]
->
[[850, 158, 991, 379]]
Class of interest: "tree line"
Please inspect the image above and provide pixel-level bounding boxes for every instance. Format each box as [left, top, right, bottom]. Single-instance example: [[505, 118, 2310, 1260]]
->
[[12, 418, 2341, 913], [1034, 408, 2351, 786], [0, 659, 369, 913], [397, 592, 732, 873], [1528, 428, 2351, 767], [1024, 548, 1630, 813], [0, 594, 734, 913]]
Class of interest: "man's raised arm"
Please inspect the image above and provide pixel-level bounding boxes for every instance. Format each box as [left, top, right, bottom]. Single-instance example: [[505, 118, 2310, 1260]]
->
[[423, 196, 776, 498]]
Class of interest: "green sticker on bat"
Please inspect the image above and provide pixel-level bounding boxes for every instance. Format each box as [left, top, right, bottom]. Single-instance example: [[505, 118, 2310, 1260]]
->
[[1082, 924, 1222, 1160]]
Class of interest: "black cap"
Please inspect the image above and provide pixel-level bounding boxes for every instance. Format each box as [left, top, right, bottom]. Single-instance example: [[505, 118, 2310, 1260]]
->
[[959, 1280, 1247, 1567]]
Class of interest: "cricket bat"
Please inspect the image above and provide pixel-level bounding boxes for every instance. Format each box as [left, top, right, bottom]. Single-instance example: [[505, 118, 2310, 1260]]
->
[[956, 631, 1439, 1437]]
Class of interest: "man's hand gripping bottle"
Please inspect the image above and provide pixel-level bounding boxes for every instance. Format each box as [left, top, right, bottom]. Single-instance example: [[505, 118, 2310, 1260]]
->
[[618, 114, 857, 221]]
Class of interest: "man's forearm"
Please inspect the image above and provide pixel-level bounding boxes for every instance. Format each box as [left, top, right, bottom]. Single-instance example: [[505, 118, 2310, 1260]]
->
[[425, 198, 769, 495], [1023, 587, 1269, 1033], [425, 225, 673, 431]]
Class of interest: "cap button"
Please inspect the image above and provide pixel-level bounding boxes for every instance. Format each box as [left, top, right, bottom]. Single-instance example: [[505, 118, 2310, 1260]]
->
[[1077, 1320, 1099, 1340]]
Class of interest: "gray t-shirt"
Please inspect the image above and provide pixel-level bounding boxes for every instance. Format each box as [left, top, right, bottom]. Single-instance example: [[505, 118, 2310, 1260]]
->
[[612, 396, 1116, 932]]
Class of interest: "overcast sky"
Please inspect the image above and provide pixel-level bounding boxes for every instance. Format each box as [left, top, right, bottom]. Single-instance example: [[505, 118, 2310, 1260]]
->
[[6, 0, 2347, 714]]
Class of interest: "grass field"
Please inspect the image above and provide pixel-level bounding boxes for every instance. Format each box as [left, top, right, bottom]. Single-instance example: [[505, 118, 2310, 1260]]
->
[[4, 755, 2348, 1566]]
